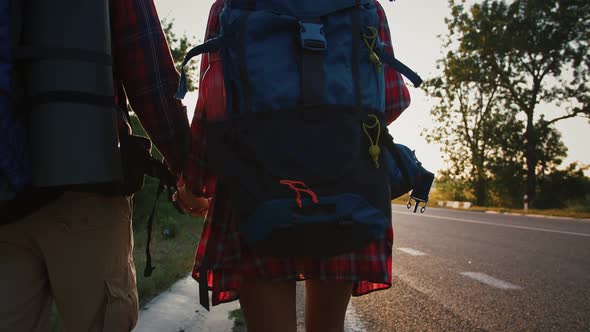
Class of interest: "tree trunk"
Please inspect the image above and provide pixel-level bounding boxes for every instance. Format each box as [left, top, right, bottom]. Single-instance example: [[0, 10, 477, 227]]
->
[[475, 178, 488, 206], [474, 158, 488, 206], [525, 112, 537, 206]]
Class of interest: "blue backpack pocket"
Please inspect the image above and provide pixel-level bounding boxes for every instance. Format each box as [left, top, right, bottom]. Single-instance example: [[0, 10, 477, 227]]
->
[[242, 193, 387, 257]]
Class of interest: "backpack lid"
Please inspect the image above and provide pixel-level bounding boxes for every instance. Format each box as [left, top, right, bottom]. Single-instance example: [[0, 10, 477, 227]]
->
[[228, 0, 372, 17]]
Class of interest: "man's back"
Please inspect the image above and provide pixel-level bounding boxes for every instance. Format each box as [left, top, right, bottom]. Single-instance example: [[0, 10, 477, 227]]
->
[[0, 1, 189, 331]]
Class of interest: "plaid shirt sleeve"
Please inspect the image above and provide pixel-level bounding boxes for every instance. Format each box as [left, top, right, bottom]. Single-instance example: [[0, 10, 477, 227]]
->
[[375, 0, 412, 125], [110, 0, 190, 175], [182, 0, 224, 197]]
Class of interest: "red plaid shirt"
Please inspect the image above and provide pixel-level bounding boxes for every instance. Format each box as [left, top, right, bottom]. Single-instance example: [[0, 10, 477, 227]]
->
[[110, 0, 190, 175], [187, 0, 411, 306]]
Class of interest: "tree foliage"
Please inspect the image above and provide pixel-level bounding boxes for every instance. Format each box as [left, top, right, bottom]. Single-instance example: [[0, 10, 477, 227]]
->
[[536, 163, 590, 209], [423, 68, 504, 205], [161, 18, 198, 91], [426, 0, 589, 207]]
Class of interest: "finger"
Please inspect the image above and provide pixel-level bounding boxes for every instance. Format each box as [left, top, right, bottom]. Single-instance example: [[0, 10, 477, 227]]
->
[[189, 208, 208, 218], [176, 197, 194, 215], [185, 198, 210, 211], [171, 192, 187, 214], [193, 199, 210, 210], [176, 190, 203, 209]]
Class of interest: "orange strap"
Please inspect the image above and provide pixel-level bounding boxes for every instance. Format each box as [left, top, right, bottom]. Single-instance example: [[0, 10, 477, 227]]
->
[[279, 180, 319, 208]]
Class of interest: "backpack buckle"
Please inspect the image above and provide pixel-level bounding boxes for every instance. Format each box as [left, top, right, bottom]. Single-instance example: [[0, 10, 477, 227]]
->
[[299, 22, 327, 51]]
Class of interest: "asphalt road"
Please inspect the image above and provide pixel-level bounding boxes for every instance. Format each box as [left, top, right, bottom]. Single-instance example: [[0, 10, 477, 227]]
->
[[349, 205, 590, 331]]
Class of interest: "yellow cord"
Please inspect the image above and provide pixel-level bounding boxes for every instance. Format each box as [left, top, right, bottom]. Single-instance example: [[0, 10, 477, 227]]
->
[[362, 114, 381, 168], [361, 27, 384, 168], [362, 26, 382, 73]]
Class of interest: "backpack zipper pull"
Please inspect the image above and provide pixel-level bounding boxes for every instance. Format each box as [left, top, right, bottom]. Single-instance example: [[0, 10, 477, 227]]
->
[[363, 27, 382, 73], [369, 52, 382, 73], [369, 144, 381, 168], [362, 114, 382, 168]]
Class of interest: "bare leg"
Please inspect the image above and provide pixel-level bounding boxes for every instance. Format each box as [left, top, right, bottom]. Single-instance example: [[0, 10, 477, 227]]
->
[[305, 280, 353, 332], [239, 278, 297, 332]]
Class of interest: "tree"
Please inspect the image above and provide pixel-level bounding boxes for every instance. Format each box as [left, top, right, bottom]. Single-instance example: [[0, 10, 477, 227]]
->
[[161, 18, 198, 91], [486, 117, 567, 207], [434, 170, 475, 203], [442, 0, 590, 205], [423, 55, 505, 206], [424, 7, 527, 206], [536, 163, 590, 209]]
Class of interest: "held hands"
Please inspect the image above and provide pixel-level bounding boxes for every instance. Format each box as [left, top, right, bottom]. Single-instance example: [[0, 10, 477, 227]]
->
[[172, 177, 210, 217]]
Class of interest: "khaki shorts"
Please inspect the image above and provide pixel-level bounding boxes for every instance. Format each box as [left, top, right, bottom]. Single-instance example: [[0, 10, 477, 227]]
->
[[0, 191, 138, 332]]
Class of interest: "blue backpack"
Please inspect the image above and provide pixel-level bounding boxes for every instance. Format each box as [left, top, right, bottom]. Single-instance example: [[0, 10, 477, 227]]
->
[[0, 0, 31, 200], [177, 0, 433, 259]]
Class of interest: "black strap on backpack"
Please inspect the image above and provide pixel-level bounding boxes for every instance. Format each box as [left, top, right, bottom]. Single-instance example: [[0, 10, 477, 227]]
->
[[116, 84, 181, 277], [143, 180, 164, 277], [143, 162, 180, 277], [379, 52, 423, 87]]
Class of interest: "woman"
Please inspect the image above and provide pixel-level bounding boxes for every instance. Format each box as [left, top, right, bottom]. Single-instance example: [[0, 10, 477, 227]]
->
[[177, 1, 412, 331]]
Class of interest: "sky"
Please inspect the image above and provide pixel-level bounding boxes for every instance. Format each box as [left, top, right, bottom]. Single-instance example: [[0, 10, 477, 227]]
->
[[153, 0, 590, 176]]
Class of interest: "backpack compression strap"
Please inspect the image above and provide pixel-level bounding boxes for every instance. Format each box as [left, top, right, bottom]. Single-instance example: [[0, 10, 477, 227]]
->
[[14, 47, 115, 107], [175, 37, 227, 100], [380, 53, 423, 88], [368, 35, 422, 88]]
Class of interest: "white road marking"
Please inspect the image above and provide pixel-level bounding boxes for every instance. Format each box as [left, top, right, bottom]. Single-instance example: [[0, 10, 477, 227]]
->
[[460, 272, 523, 290], [345, 302, 367, 332], [393, 210, 590, 237], [397, 247, 427, 256]]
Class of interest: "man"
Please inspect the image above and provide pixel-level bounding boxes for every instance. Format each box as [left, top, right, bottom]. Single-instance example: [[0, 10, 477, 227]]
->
[[0, 0, 190, 330]]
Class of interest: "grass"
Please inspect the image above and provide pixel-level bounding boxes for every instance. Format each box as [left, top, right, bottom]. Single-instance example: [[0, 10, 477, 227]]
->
[[393, 192, 590, 219], [229, 308, 247, 332], [461, 205, 590, 219], [49, 306, 61, 332]]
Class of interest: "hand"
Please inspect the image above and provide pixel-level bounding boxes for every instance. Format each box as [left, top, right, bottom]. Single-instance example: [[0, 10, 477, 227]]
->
[[173, 178, 210, 217]]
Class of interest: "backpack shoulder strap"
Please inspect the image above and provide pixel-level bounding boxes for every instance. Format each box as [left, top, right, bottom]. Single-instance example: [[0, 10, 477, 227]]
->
[[175, 36, 227, 99], [379, 52, 423, 88]]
